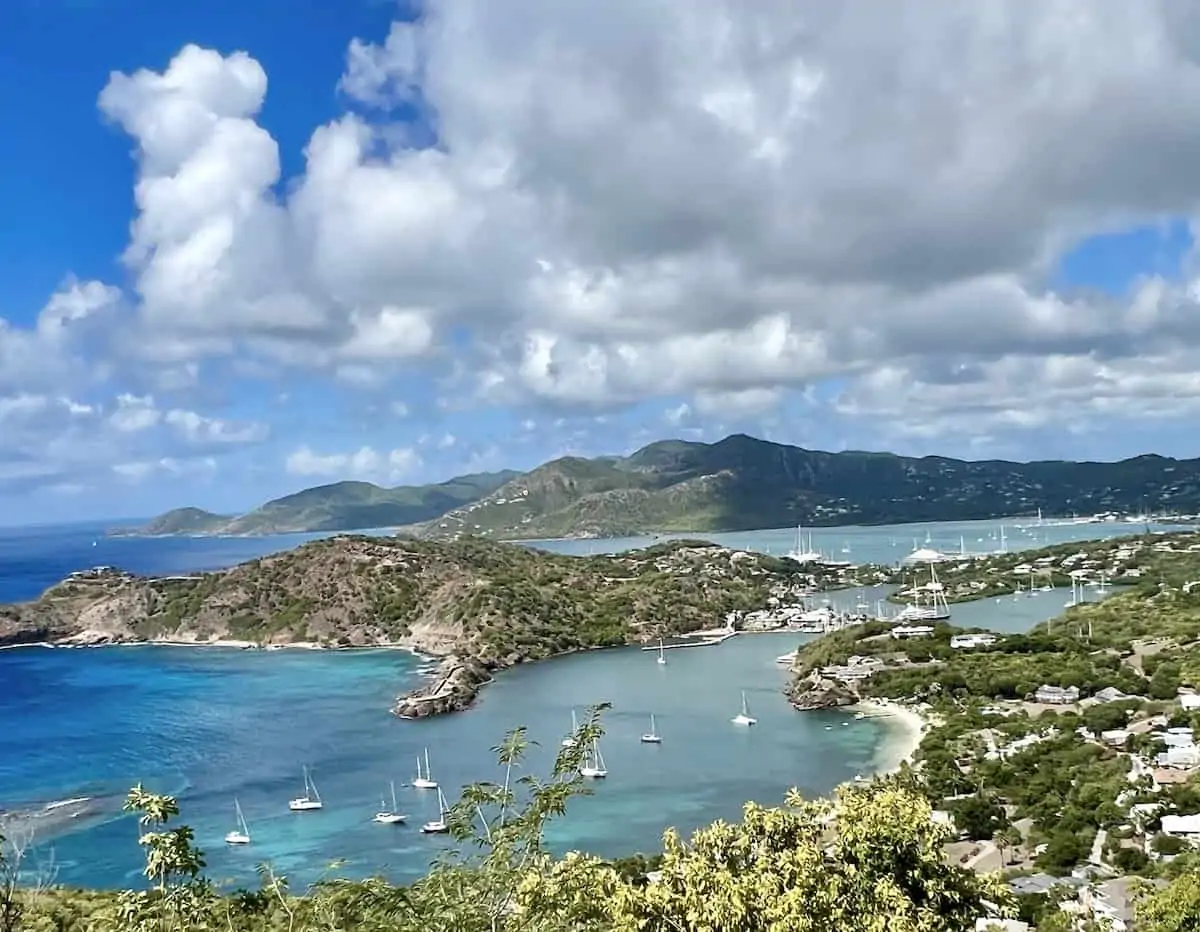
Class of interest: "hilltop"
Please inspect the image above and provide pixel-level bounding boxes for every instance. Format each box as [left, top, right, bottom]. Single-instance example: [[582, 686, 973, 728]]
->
[[0, 535, 854, 715], [115, 470, 520, 537], [406, 434, 1200, 540]]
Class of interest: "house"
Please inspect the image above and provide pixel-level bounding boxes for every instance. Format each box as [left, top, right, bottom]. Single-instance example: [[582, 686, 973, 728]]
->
[[1160, 814, 1200, 839], [891, 624, 935, 639], [1100, 729, 1130, 747], [1034, 685, 1080, 705], [1087, 686, 1133, 705], [1072, 876, 1166, 931], [1156, 746, 1200, 769], [975, 921, 1029, 932], [951, 633, 997, 649], [1008, 874, 1084, 897], [1180, 692, 1200, 711]]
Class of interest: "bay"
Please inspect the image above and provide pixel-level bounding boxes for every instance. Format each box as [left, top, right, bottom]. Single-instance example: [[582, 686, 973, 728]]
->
[[0, 516, 1164, 889]]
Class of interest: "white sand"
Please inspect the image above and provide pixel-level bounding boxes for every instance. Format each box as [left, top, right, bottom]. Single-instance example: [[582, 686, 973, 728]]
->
[[856, 698, 928, 775]]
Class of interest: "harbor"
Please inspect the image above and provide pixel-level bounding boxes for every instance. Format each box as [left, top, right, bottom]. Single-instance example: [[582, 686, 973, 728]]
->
[[0, 516, 1164, 890]]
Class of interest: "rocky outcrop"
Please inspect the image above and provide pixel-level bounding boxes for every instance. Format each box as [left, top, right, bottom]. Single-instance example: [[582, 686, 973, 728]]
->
[[786, 673, 859, 711], [392, 657, 492, 718]]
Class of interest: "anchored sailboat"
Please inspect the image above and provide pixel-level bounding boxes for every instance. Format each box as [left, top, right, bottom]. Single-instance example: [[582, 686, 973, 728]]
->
[[732, 691, 757, 726], [225, 798, 251, 845], [657, 638, 667, 665], [579, 738, 609, 778], [373, 780, 405, 825], [288, 766, 323, 811], [640, 713, 662, 744], [561, 709, 579, 748], [420, 788, 451, 834], [413, 748, 438, 789]]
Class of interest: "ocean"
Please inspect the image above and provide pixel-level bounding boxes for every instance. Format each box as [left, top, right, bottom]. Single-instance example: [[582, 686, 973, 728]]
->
[[0, 516, 1167, 889]]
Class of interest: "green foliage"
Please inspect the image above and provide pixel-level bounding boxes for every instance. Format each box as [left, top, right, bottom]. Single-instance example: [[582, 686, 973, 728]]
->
[[1138, 872, 1200, 931]]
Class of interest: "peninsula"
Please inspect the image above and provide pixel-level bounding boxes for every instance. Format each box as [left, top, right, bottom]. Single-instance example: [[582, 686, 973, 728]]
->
[[0, 535, 870, 717]]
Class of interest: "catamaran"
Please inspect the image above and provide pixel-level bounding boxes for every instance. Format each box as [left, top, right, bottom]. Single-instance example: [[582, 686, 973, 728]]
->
[[225, 798, 251, 845], [413, 748, 438, 789], [579, 738, 609, 778], [288, 766, 323, 811], [656, 638, 667, 665], [420, 788, 451, 834], [561, 709, 579, 748], [640, 714, 662, 744], [732, 691, 757, 726], [373, 780, 406, 825]]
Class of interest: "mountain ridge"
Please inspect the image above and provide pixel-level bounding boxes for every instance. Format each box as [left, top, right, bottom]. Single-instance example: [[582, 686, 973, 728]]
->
[[403, 434, 1200, 540], [120, 434, 1200, 541], [115, 470, 521, 538]]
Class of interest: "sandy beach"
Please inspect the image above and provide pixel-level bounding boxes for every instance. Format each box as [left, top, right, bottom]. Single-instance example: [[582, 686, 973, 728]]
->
[[856, 698, 928, 775]]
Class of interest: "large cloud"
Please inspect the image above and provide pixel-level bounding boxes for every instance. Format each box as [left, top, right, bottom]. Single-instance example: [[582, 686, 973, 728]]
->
[[10, 0, 1200, 494]]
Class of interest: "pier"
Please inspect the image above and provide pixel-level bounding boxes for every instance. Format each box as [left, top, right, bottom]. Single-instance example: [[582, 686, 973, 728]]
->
[[640, 631, 737, 651]]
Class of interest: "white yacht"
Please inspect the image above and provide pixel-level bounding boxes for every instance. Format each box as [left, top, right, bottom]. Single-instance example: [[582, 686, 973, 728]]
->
[[413, 748, 438, 789], [373, 781, 406, 825], [420, 788, 451, 834], [640, 714, 662, 744], [731, 691, 757, 726], [579, 738, 609, 778], [786, 524, 823, 564], [224, 798, 251, 845], [288, 767, 323, 812]]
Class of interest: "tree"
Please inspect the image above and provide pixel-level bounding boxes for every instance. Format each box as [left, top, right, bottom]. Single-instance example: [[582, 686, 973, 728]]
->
[[994, 825, 1023, 867], [521, 783, 1014, 932], [1140, 871, 1200, 931], [0, 828, 57, 932], [952, 794, 1008, 840]]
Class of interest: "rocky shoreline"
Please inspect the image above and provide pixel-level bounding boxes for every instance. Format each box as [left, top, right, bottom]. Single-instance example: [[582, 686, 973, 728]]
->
[[391, 656, 494, 718], [784, 671, 859, 710]]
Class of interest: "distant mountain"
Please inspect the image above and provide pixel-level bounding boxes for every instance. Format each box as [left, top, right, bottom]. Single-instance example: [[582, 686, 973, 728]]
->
[[137, 507, 231, 536], [403, 434, 1200, 540], [119, 471, 521, 537]]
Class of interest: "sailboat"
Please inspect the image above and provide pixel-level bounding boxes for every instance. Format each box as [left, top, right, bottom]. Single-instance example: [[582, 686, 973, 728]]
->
[[413, 748, 438, 789], [420, 788, 450, 834], [656, 638, 667, 665], [224, 798, 251, 845], [731, 691, 757, 726], [289, 767, 323, 811], [561, 709, 579, 748], [373, 780, 406, 825], [579, 738, 609, 778], [640, 714, 662, 744]]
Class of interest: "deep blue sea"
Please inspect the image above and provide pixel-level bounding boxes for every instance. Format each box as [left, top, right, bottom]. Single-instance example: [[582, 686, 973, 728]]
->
[[0, 517, 1165, 889]]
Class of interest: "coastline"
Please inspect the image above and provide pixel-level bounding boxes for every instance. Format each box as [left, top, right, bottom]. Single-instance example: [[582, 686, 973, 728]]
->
[[855, 698, 928, 775]]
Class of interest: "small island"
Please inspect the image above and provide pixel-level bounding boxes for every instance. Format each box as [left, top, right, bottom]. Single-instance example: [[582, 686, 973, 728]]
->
[[0, 536, 875, 718]]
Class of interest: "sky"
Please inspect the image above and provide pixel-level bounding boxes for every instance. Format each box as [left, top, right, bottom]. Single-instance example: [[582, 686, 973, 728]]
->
[[6, 1, 1200, 524]]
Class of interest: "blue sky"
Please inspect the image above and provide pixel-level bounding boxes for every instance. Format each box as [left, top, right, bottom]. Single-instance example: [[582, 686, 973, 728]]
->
[[4, 1, 1200, 525]]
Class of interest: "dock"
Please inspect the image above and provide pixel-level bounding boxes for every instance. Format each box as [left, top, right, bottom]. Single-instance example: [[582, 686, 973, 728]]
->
[[639, 631, 737, 651]]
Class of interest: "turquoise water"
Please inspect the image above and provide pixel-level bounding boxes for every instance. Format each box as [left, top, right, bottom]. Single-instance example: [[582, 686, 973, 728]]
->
[[3, 634, 879, 890], [0, 516, 1155, 889]]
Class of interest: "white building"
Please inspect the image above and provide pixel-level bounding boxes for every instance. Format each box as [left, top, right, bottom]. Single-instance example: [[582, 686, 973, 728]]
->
[[1035, 685, 1080, 705], [1180, 692, 1200, 711], [951, 633, 997, 649], [891, 624, 935, 639], [1161, 814, 1200, 838]]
